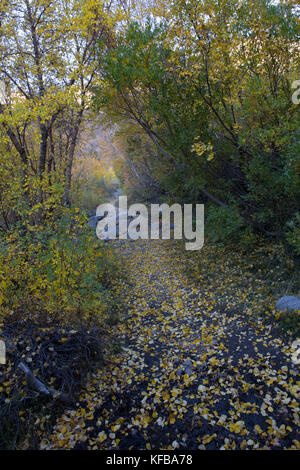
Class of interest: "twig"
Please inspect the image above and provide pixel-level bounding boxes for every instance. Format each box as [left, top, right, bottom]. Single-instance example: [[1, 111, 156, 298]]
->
[[18, 361, 73, 404]]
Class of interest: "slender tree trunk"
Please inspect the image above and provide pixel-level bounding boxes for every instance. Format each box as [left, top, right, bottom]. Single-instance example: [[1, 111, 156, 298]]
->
[[38, 123, 48, 178], [63, 112, 83, 207]]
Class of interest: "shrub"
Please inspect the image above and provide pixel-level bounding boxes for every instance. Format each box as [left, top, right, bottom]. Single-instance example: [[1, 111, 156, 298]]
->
[[205, 204, 244, 243], [285, 212, 300, 257], [0, 207, 122, 449], [0, 207, 120, 326]]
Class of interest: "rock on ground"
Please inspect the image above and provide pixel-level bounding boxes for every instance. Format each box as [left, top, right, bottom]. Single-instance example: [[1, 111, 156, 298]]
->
[[275, 296, 300, 312]]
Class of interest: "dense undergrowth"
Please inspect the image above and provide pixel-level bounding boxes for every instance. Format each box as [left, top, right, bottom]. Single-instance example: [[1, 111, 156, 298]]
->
[[0, 210, 119, 323], [0, 0, 299, 452], [0, 208, 123, 449]]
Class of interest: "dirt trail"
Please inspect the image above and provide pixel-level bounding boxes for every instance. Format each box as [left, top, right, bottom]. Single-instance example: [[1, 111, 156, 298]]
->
[[41, 240, 300, 450]]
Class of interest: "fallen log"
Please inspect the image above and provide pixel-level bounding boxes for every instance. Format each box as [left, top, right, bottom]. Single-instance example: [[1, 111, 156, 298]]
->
[[18, 361, 73, 404]]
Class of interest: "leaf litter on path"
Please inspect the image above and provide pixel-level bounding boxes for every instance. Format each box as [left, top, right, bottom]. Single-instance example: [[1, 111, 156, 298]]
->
[[40, 240, 300, 450]]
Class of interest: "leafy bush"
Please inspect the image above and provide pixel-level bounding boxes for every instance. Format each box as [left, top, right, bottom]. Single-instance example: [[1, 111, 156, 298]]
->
[[205, 204, 244, 243], [0, 207, 120, 326], [94, 3, 299, 251], [285, 213, 300, 257]]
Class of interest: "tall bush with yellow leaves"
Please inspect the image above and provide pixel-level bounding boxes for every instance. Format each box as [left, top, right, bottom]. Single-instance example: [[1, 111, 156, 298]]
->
[[0, 204, 119, 326]]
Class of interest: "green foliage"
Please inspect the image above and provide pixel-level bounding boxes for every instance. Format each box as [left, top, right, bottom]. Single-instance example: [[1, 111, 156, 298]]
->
[[206, 205, 244, 243], [94, 1, 300, 254], [0, 207, 119, 326], [72, 176, 110, 214], [286, 213, 300, 257], [99, 21, 171, 90]]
